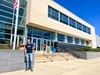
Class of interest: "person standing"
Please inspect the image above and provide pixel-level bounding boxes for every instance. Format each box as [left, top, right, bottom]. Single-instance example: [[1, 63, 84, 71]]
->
[[24, 38, 35, 71]]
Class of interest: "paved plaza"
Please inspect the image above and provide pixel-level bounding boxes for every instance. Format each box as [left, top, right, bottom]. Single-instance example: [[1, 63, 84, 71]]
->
[[0, 57, 100, 75]]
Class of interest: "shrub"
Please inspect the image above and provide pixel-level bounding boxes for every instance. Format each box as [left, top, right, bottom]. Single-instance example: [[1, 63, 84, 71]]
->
[[77, 48, 100, 52], [0, 44, 11, 50]]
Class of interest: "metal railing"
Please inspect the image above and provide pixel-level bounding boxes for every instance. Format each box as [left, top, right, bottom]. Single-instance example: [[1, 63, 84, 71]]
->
[[43, 47, 80, 62], [66, 48, 80, 59]]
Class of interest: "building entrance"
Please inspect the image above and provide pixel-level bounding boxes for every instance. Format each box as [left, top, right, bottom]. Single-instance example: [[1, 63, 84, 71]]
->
[[32, 37, 51, 52]]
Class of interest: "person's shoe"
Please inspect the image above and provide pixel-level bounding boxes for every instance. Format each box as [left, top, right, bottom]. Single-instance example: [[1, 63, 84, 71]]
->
[[25, 69, 29, 71], [30, 69, 33, 71]]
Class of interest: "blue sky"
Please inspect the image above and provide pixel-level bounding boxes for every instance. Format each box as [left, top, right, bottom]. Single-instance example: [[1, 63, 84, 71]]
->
[[55, 0, 100, 35]]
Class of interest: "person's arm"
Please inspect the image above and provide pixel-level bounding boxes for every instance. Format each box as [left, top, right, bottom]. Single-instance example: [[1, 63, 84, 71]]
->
[[32, 44, 36, 50]]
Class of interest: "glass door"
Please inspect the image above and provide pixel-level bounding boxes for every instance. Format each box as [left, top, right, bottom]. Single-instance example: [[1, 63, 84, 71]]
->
[[37, 39, 41, 51], [43, 39, 51, 51], [33, 38, 37, 51]]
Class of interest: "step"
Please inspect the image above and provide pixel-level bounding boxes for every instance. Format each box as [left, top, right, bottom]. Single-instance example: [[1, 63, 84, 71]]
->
[[35, 54, 50, 63]]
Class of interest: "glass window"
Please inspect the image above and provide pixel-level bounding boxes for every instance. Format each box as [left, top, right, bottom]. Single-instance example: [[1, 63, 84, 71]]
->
[[0, 0, 13, 8], [33, 28, 42, 38], [7, 0, 14, 3], [0, 39, 10, 44], [83, 25, 87, 32], [57, 33, 64, 42], [69, 18, 76, 28], [75, 38, 79, 44], [87, 27, 91, 34], [0, 16, 12, 23], [48, 6, 59, 21], [28, 27, 32, 37], [43, 31, 51, 39], [67, 36, 73, 43], [0, 33, 11, 39], [60, 13, 68, 25], [0, 28, 11, 34], [0, 4, 13, 13], [13, 16, 25, 26], [81, 39, 85, 45], [0, 10, 13, 18], [20, 0, 27, 8], [19, 8, 25, 16], [77, 22, 82, 30], [0, 21, 12, 28], [17, 29, 24, 35]]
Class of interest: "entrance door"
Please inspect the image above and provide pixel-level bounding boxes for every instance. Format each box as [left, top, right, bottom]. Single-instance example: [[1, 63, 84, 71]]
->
[[33, 38, 42, 51], [43, 39, 51, 51], [32, 38, 51, 52], [37, 39, 41, 51], [33, 39, 37, 51]]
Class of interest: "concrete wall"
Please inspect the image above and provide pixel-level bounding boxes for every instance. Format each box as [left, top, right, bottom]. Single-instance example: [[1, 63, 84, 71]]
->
[[0, 50, 25, 73], [76, 51, 100, 59], [26, 0, 96, 48]]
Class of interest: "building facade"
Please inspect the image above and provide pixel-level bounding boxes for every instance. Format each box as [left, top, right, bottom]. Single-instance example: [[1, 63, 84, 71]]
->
[[0, 0, 97, 51], [96, 35, 100, 48]]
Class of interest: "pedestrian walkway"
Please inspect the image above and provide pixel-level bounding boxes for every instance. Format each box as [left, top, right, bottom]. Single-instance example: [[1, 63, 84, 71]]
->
[[0, 58, 100, 75]]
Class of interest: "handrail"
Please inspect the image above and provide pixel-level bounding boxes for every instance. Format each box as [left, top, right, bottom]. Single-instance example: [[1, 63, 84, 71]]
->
[[66, 48, 80, 58], [57, 47, 80, 59], [56, 47, 69, 60]]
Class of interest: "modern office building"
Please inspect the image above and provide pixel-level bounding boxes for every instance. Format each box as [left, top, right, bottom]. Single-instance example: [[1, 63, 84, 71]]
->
[[96, 35, 100, 48], [0, 0, 97, 51]]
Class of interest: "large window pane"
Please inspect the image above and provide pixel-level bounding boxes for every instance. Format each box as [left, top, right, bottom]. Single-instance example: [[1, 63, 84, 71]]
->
[[67, 36, 73, 43], [81, 39, 85, 45], [69, 18, 76, 28], [0, 21, 12, 28], [20, 0, 27, 8], [0, 0, 13, 8], [0, 33, 11, 39], [57, 33, 64, 42], [0, 16, 12, 23], [0, 28, 11, 34], [43, 31, 51, 39], [60, 13, 68, 25], [77, 22, 82, 30], [87, 27, 91, 34], [19, 8, 25, 16], [75, 38, 79, 44], [0, 10, 13, 18], [28, 27, 32, 37], [0, 39, 10, 44], [83, 25, 87, 32], [48, 6, 59, 21], [0, 4, 13, 13]]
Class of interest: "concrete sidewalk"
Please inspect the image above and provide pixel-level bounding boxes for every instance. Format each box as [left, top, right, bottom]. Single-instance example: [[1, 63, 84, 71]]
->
[[0, 58, 100, 75]]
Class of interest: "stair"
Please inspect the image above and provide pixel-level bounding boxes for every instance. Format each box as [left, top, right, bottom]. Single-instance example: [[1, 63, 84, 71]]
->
[[34, 52, 77, 63], [35, 54, 51, 63]]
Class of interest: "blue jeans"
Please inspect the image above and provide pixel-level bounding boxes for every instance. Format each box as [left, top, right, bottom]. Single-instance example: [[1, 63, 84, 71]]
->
[[25, 53, 34, 69]]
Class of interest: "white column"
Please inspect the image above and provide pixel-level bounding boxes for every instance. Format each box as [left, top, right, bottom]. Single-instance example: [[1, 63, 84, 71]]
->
[[64, 36, 67, 43], [23, 26, 28, 45], [73, 38, 75, 44], [68, 17, 70, 25], [54, 33, 57, 41], [79, 39, 81, 45], [84, 40, 87, 46], [58, 12, 60, 21]]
